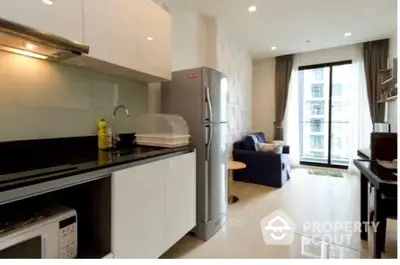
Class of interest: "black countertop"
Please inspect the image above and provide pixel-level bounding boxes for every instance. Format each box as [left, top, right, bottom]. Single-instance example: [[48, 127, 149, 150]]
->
[[0, 135, 193, 193]]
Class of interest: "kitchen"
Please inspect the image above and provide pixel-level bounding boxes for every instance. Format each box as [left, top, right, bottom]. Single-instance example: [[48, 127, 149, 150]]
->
[[0, 0, 209, 259]]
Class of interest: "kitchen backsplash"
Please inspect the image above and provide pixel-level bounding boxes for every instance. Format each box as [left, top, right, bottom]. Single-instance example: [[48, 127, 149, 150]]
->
[[0, 51, 148, 142]]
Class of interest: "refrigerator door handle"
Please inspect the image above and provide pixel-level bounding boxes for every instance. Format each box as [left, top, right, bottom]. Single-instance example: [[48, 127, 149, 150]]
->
[[206, 124, 212, 161], [206, 86, 213, 122]]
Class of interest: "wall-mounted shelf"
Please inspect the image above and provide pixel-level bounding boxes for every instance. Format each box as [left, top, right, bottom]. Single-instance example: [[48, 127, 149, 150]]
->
[[381, 76, 397, 86], [379, 68, 392, 75], [386, 95, 397, 102], [378, 58, 397, 99], [377, 95, 397, 103]]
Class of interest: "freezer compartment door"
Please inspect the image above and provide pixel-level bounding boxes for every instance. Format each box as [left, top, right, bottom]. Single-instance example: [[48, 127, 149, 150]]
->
[[204, 122, 229, 223], [161, 68, 203, 128], [203, 68, 228, 123]]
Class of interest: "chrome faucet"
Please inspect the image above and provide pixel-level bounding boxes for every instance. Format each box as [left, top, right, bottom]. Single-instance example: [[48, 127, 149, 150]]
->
[[112, 104, 130, 148]]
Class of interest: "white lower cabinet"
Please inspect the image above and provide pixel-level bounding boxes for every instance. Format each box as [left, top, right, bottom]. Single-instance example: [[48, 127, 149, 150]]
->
[[112, 158, 166, 258], [165, 153, 196, 248], [112, 151, 196, 258]]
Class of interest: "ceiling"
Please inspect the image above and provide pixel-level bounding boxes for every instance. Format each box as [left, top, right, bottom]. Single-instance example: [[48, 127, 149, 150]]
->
[[158, 0, 397, 59]]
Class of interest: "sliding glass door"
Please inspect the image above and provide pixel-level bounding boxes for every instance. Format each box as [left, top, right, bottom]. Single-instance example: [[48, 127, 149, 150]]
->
[[330, 64, 351, 166], [298, 61, 352, 168], [299, 66, 330, 164]]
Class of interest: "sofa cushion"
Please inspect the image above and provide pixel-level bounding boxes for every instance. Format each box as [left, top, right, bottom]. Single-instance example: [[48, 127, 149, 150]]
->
[[258, 142, 284, 154], [253, 132, 266, 143], [243, 135, 259, 151], [258, 143, 280, 153], [272, 141, 284, 153]]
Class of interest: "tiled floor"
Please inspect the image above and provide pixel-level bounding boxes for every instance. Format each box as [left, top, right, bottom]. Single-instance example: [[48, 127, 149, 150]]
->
[[163, 168, 397, 259]]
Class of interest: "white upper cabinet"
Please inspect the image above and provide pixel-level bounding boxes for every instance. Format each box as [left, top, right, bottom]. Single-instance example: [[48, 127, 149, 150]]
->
[[135, 0, 171, 80], [82, 0, 172, 81], [82, 0, 137, 71], [0, 0, 171, 81], [0, 0, 83, 43]]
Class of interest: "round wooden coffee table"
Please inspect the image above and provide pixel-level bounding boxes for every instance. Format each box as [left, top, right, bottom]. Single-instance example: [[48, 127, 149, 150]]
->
[[227, 161, 246, 204]]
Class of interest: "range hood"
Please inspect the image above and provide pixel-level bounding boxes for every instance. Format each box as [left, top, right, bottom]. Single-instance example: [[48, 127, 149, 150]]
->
[[0, 16, 89, 61]]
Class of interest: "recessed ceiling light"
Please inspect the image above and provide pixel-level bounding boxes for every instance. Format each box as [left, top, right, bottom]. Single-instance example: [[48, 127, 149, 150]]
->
[[344, 32, 352, 37], [271, 46, 277, 50], [248, 5, 257, 12], [42, 0, 53, 5], [147, 37, 154, 41], [25, 43, 35, 50]]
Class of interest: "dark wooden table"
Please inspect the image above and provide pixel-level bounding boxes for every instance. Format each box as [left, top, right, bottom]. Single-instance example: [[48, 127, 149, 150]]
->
[[353, 159, 397, 258]]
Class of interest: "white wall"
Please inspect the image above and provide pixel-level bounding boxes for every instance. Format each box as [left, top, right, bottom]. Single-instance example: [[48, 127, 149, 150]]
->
[[170, 8, 203, 71], [147, 82, 162, 114], [252, 58, 276, 140], [215, 22, 253, 149], [0, 51, 148, 142], [296, 44, 361, 66], [147, 9, 209, 114], [150, 8, 253, 151], [168, 7, 218, 71], [387, 31, 397, 132]]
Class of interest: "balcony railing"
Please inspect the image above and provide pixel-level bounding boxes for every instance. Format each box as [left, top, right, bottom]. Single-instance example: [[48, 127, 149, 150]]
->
[[300, 121, 350, 165]]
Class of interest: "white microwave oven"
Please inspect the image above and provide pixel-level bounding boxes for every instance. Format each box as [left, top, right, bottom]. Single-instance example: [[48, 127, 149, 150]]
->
[[0, 205, 77, 259]]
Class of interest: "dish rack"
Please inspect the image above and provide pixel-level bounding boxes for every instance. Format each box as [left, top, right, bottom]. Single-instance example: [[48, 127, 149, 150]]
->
[[134, 114, 190, 148]]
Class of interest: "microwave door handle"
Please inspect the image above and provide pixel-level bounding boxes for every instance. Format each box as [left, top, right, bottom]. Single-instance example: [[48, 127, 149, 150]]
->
[[206, 86, 213, 123]]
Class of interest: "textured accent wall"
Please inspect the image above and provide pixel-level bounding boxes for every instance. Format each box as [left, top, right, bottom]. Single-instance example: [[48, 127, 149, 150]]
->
[[0, 51, 148, 141], [151, 8, 253, 153], [215, 22, 253, 153]]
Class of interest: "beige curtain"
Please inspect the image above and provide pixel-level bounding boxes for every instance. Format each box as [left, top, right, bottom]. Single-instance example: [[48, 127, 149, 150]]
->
[[274, 54, 294, 140], [362, 39, 389, 123]]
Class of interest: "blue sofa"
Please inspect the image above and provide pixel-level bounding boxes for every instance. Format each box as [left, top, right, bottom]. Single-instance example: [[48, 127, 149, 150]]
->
[[232, 132, 291, 188]]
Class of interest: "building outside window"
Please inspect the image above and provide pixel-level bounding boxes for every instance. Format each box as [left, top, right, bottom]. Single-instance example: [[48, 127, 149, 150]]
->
[[310, 135, 324, 149], [331, 102, 343, 119], [313, 69, 324, 81], [332, 84, 342, 96], [332, 137, 342, 149], [311, 83, 324, 98], [310, 151, 323, 158], [309, 101, 325, 115], [311, 119, 323, 132]]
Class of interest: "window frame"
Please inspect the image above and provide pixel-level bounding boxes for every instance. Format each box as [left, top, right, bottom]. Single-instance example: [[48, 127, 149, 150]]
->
[[298, 60, 352, 169]]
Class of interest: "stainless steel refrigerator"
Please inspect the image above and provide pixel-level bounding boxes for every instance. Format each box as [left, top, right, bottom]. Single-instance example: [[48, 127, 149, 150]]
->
[[161, 67, 229, 241]]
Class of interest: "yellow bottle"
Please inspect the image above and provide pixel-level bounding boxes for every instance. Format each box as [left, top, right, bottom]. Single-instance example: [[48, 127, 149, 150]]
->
[[98, 119, 108, 149]]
